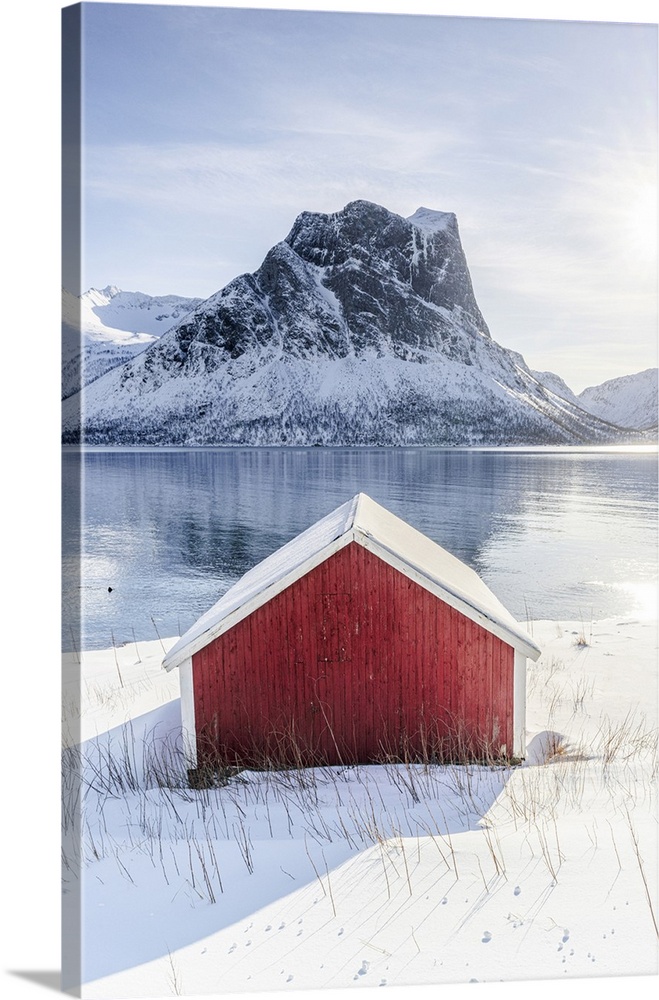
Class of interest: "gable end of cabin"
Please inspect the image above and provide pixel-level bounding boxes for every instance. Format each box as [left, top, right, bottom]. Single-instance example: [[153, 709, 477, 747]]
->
[[188, 541, 523, 771]]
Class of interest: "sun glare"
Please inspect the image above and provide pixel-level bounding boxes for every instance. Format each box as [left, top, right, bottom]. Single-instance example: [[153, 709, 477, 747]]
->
[[619, 580, 659, 620]]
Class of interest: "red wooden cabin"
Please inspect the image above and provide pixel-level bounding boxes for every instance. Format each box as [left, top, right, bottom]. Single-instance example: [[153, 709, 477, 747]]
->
[[163, 494, 540, 773]]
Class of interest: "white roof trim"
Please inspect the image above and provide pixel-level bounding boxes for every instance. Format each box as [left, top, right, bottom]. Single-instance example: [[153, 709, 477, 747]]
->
[[163, 532, 355, 670], [163, 493, 541, 671]]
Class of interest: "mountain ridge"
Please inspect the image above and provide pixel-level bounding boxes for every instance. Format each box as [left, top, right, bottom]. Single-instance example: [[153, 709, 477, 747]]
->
[[578, 368, 658, 431], [62, 285, 203, 399], [62, 200, 656, 446]]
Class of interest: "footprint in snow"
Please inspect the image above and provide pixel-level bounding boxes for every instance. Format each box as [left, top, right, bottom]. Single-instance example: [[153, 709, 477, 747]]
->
[[482, 932, 492, 944], [379, 979, 387, 987], [265, 924, 271, 932], [279, 922, 286, 930], [441, 897, 447, 905], [229, 943, 237, 953], [354, 960, 370, 979], [562, 929, 570, 942], [338, 928, 344, 936], [287, 975, 294, 983], [513, 886, 521, 896]]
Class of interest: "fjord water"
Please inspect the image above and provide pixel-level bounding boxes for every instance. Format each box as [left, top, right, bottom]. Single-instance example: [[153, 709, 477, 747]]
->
[[62, 447, 657, 652]]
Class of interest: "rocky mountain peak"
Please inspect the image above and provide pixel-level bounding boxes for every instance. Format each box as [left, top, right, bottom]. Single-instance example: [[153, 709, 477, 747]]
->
[[62, 200, 653, 447], [407, 206, 456, 233]]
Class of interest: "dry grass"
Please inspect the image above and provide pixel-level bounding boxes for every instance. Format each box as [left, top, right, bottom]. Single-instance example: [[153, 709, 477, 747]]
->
[[61, 695, 658, 926], [62, 628, 658, 950]]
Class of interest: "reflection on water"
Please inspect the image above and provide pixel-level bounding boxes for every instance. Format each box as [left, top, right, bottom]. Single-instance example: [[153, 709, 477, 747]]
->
[[62, 447, 658, 650]]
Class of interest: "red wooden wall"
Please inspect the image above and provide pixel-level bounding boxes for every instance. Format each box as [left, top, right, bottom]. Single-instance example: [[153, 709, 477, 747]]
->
[[192, 542, 514, 767]]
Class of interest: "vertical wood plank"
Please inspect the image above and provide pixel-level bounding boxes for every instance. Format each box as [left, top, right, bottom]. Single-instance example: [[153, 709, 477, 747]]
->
[[189, 544, 520, 769]]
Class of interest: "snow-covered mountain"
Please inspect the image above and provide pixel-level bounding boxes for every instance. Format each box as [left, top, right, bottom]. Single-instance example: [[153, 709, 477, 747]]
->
[[62, 285, 203, 398], [62, 201, 650, 446], [576, 368, 658, 431], [530, 370, 581, 408]]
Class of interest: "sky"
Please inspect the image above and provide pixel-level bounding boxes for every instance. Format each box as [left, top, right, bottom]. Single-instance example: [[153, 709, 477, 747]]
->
[[72, 1, 658, 391]]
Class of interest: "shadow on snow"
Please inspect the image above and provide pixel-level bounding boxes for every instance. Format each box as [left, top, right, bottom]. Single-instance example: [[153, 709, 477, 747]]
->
[[66, 701, 528, 984]]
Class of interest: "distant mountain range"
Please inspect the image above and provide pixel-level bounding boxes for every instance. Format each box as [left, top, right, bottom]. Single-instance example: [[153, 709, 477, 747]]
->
[[62, 285, 203, 399], [577, 370, 657, 432], [62, 200, 657, 445], [527, 368, 658, 434]]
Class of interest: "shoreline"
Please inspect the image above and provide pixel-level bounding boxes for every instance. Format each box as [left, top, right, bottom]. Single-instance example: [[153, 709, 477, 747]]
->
[[63, 443, 658, 453]]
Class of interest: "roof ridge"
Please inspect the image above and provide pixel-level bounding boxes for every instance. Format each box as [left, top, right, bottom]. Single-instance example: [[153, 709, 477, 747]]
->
[[352, 491, 380, 534], [345, 493, 363, 533], [163, 492, 541, 672]]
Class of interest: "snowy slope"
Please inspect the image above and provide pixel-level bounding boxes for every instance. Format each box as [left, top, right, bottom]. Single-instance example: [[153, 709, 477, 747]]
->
[[62, 617, 658, 996], [577, 368, 658, 431], [531, 370, 581, 408], [79, 285, 203, 341], [62, 202, 646, 445], [62, 285, 202, 398]]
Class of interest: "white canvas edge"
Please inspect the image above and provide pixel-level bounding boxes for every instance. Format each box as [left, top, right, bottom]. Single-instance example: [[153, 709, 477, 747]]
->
[[179, 656, 197, 768], [513, 649, 527, 759]]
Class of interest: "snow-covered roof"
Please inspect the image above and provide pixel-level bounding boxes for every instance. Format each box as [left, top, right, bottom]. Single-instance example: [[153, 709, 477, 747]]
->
[[163, 493, 541, 671]]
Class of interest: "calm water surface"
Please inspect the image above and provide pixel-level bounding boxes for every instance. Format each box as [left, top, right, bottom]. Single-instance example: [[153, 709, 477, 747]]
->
[[62, 447, 658, 651]]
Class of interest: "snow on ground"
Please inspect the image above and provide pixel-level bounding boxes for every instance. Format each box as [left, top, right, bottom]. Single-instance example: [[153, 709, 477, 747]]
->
[[62, 619, 658, 999]]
